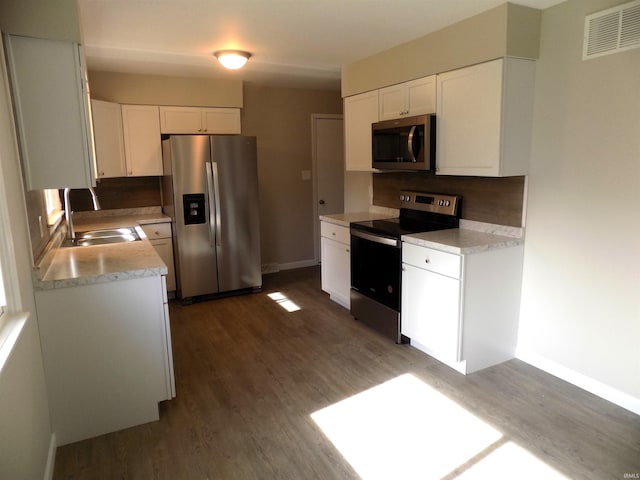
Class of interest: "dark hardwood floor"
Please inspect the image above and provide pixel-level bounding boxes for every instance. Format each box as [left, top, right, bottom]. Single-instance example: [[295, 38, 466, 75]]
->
[[54, 266, 640, 479]]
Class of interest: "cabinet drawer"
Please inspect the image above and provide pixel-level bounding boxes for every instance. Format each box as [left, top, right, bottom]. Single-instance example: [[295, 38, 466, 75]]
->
[[140, 222, 172, 240], [320, 222, 350, 245], [402, 243, 461, 279]]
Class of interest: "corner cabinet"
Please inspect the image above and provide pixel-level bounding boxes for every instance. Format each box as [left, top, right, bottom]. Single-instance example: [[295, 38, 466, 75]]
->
[[5, 35, 96, 190], [401, 242, 524, 374], [344, 90, 378, 171], [121, 105, 163, 176], [159, 106, 241, 134], [91, 99, 127, 178], [436, 58, 535, 177], [378, 75, 436, 121], [320, 221, 351, 308]]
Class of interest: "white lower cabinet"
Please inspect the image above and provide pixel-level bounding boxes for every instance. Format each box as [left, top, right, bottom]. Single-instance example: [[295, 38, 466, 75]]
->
[[401, 241, 523, 374], [35, 275, 175, 445], [141, 222, 176, 293], [320, 221, 351, 308]]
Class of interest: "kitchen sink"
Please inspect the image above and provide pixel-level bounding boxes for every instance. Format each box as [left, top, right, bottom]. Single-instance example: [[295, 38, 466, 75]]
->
[[63, 227, 142, 247]]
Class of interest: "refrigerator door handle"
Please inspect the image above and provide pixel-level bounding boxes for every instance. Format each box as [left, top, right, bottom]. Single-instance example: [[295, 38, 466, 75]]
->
[[211, 162, 222, 247], [205, 161, 216, 248]]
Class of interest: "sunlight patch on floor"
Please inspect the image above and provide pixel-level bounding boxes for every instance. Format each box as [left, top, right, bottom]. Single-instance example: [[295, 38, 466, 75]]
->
[[311, 373, 568, 480], [267, 291, 301, 312]]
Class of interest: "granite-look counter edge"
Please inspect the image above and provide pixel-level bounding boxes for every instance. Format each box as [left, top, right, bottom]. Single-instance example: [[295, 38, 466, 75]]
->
[[402, 228, 524, 255], [34, 210, 171, 291]]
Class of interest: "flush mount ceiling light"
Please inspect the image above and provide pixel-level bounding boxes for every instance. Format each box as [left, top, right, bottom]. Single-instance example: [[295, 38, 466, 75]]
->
[[214, 50, 251, 70]]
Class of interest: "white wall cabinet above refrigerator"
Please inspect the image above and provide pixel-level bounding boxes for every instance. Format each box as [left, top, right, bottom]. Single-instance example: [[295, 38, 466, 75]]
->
[[378, 75, 436, 121], [121, 104, 163, 176], [159, 106, 241, 134], [436, 58, 535, 177], [5, 35, 96, 190]]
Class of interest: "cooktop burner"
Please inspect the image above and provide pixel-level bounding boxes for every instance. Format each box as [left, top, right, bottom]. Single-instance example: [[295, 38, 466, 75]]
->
[[350, 191, 462, 239]]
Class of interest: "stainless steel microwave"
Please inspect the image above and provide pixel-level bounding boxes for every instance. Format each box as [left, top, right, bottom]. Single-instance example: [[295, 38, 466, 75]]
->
[[372, 114, 435, 171]]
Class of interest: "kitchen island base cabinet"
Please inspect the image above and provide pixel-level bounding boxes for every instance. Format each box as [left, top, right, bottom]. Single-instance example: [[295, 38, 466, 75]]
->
[[35, 275, 175, 446], [401, 242, 523, 374]]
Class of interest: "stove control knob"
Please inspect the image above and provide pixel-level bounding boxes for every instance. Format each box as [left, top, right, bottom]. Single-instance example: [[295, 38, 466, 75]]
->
[[400, 195, 405, 201]]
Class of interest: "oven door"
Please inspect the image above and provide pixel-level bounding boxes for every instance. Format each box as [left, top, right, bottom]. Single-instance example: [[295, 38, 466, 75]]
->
[[350, 229, 401, 311]]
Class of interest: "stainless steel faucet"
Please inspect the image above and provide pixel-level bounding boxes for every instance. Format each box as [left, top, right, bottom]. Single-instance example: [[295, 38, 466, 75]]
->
[[64, 187, 101, 240]]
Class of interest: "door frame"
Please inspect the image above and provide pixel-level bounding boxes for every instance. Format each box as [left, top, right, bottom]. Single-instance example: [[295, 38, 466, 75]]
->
[[311, 113, 344, 264]]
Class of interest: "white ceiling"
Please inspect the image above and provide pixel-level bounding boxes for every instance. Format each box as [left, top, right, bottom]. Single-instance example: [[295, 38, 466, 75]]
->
[[78, 0, 565, 91]]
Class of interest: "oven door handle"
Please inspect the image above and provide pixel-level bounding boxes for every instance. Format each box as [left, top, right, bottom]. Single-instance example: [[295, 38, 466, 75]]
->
[[351, 229, 400, 248]]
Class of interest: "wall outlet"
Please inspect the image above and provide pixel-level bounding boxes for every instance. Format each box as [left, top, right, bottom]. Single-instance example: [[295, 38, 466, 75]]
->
[[301, 170, 311, 181]]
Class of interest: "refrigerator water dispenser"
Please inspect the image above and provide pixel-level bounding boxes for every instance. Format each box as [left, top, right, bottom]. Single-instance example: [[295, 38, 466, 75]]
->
[[183, 193, 206, 225]]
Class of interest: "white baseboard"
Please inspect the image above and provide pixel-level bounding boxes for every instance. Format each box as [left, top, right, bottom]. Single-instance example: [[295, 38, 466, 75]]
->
[[263, 259, 318, 274], [44, 433, 56, 480], [516, 348, 640, 416], [278, 259, 318, 271]]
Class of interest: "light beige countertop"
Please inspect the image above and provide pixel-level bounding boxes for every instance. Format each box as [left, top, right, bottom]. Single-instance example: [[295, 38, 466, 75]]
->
[[34, 208, 171, 290], [402, 228, 524, 255]]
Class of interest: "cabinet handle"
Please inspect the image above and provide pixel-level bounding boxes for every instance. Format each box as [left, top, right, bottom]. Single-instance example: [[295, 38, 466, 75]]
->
[[332, 232, 336, 236], [346, 248, 350, 253], [425, 258, 430, 263]]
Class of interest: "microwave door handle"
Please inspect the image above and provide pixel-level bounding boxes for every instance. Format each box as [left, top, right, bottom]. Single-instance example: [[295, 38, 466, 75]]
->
[[407, 126, 417, 162]]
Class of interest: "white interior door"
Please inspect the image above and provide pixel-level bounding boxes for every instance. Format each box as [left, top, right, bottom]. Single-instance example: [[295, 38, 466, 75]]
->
[[312, 114, 344, 263]]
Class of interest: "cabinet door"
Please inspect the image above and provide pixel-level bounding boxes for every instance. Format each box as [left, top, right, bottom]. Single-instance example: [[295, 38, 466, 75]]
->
[[5, 35, 96, 189], [202, 108, 241, 134], [321, 236, 351, 308], [344, 91, 378, 171], [436, 60, 503, 176], [378, 84, 406, 121], [379, 76, 436, 121], [91, 99, 127, 178], [401, 263, 461, 364], [159, 106, 203, 133], [150, 238, 176, 292], [406, 76, 436, 116], [121, 105, 162, 176]]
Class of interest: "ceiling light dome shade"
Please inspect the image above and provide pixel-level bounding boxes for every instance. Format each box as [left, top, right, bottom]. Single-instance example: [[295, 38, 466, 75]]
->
[[214, 50, 251, 70]]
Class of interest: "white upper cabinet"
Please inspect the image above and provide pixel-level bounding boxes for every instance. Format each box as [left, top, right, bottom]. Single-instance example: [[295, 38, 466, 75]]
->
[[5, 35, 96, 190], [159, 106, 241, 134], [378, 75, 436, 121], [121, 105, 163, 177], [91, 99, 127, 178], [344, 90, 378, 171], [436, 58, 535, 177]]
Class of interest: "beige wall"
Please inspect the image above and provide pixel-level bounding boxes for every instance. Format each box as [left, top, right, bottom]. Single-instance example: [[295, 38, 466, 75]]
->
[[341, 3, 541, 97], [88, 71, 243, 107], [242, 84, 342, 268], [0, 0, 80, 41], [518, 0, 640, 411]]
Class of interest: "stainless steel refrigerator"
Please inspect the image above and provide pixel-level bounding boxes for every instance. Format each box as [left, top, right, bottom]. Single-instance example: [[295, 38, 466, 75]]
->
[[161, 135, 262, 300]]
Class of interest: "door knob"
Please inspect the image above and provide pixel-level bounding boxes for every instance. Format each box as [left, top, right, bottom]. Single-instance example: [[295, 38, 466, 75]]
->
[[319, 200, 325, 205]]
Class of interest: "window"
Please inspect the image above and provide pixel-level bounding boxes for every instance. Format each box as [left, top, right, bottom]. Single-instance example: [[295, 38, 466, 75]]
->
[[44, 188, 63, 226], [0, 260, 5, 318]]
